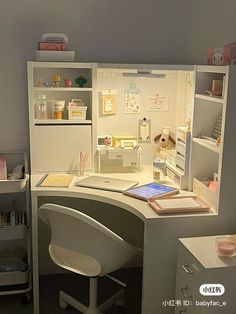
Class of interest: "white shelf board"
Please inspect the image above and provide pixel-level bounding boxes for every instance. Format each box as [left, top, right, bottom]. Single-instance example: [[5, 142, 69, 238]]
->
[[195, 93, 224, 104], [0, 175, 28, 193], [30, 61, 94, 69], [0, 225, 27, 240], [193, 138, 220, 154], [34, 119, 92, 125], [196, 65, 229, 74], [33, 87, 92, 92]]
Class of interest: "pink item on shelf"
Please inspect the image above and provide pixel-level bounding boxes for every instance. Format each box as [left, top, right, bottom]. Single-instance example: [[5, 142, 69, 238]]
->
[[38, 42, 67, 51], [64, 79, 73, 87], [208, 181, 219, 192]]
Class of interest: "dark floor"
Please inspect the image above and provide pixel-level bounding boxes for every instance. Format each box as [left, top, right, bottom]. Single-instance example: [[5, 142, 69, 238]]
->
[[0, 267, 142, 314]]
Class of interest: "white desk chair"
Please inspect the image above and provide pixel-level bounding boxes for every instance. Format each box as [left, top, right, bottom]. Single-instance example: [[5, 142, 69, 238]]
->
[[38, 203, 141, 314]]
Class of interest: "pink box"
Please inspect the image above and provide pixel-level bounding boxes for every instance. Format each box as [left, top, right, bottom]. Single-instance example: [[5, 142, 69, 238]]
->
[[208, 48, 225, 65], [208, 45, 236, 65], [38, 42, 67, 51]]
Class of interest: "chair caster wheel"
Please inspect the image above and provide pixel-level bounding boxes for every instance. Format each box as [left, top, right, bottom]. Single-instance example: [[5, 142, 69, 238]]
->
[[59, 298, 68, 309]]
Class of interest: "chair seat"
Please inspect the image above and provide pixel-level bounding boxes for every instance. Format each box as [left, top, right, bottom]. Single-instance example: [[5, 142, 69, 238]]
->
[[38, 203, 142, 314]]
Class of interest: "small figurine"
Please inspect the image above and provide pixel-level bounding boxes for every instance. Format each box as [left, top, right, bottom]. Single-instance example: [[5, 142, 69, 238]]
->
[[52, 74, 61, 87], [43, 80, 51, 87], [64, 79, 73, 87], [75, 76, 87, 87]]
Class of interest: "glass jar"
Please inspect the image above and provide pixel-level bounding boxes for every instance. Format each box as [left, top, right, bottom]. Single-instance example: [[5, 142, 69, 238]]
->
[[153, 158, 166, 182], [35, 94, 48, 119]]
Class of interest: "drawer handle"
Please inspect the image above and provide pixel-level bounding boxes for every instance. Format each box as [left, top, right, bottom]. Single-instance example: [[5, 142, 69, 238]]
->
[[180, 286, 192, 299], [181, 264, 194, 274]]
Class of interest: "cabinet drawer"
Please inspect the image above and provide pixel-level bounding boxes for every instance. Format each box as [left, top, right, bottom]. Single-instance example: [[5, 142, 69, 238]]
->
[[176, 141, 186, 156], [176, 154, 185, 171]]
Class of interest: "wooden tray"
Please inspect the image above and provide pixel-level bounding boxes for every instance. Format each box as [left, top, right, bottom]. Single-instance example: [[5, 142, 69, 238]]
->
[[148, 196, 210, 214]]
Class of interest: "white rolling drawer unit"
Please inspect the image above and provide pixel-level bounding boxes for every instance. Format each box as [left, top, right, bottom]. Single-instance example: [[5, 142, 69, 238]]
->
[[175, 236, 236, 314]]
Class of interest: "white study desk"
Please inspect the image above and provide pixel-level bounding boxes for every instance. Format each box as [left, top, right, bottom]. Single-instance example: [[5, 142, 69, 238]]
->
[[30, 169, 217, 314]]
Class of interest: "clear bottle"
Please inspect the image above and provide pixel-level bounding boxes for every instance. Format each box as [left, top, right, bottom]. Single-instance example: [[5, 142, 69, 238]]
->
[[153, 158, 166, 182], [35, 94, 48, 119]]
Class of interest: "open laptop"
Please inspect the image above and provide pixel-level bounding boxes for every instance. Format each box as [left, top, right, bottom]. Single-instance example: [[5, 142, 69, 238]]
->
[[75, 175, 138, 192]]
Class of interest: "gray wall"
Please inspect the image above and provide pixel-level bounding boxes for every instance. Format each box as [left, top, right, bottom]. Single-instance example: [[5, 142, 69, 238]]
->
[[0, 0, 235, 152]]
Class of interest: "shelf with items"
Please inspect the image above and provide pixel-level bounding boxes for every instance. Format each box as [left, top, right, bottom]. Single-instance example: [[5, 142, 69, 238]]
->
[[28, 62, 97, 174], [0, 175, 29, 194], [33, 87, 93, 92], [194, 67, 227, 100], [0, 151, 31, 298], [188, 65, 234, 212], [192, 137, 220, 154], [195, 93, 224, 103], [34, 119, 92, 125]]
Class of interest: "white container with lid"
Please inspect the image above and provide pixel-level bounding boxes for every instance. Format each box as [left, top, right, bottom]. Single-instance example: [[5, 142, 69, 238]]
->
[[35, 94, 48, 119], [51, 100, 65, 119], [153, 158, 166, 182], [67, 99, 87, 120]]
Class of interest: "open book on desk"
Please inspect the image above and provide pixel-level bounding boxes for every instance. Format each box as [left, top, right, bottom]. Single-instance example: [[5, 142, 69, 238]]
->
[[36, 173, 75, 188]]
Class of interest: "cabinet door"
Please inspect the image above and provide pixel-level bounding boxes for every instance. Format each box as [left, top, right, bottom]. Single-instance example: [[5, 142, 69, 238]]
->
[[33, 125, 91, 173]]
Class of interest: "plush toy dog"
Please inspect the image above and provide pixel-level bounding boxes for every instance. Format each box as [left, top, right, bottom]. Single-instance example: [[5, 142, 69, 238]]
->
[[154, 127, 176, 158]]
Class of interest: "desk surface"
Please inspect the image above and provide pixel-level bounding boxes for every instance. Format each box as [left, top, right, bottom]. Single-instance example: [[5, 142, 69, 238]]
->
[[31, 167, 216, 221]]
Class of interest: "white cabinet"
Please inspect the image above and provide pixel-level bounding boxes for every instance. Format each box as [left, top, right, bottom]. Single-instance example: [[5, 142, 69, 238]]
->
[[27, 62, 97, 174], [0, 151, 31, 301], [189, 65, 236, 212], [175, 236, 236, 314]]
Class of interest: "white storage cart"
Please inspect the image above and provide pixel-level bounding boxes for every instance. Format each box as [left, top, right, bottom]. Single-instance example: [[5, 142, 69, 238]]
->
[[0, 151, 31, 303]]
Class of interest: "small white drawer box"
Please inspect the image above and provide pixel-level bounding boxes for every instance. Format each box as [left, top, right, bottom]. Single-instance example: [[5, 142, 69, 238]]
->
[[176, 141, 186, 156], [176, 154, 185, 171]]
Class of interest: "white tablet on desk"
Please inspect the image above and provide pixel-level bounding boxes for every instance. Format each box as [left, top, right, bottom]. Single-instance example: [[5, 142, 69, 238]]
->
[[75, 175, 138, 192]]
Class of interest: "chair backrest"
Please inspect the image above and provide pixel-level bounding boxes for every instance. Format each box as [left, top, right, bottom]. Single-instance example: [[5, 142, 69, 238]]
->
[[38, 203, 139, 277]]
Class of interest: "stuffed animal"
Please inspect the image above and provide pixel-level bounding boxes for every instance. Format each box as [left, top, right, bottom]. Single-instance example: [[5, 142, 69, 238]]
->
[[154, 127, 176, 159]]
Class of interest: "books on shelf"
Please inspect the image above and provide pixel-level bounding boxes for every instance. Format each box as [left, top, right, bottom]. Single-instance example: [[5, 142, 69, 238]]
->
[[36, 173, 75, 188], [0, 211, 26, 227]]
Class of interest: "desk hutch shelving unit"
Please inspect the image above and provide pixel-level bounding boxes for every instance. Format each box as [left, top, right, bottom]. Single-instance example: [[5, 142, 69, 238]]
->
[[27, 62, 97, 174], [189, 65, 236, 213], [0, 151, 31, 302], [27, 62, 236, 213]]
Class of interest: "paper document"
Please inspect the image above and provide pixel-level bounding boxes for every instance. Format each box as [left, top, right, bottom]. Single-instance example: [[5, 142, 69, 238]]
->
[[36, 174, 75, 188]]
